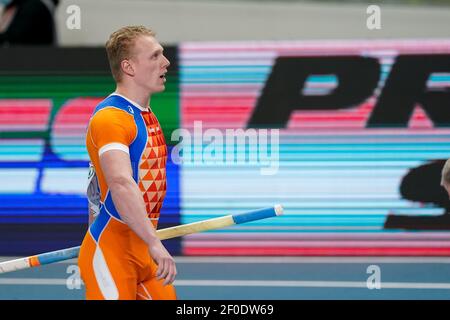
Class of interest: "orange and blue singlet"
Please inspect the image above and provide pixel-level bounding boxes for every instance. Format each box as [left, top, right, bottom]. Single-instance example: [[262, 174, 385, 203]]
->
[[78, 93, 176, 300]]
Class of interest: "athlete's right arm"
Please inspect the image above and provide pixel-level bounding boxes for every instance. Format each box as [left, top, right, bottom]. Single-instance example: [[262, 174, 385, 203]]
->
[[99, 150, 177, 285]]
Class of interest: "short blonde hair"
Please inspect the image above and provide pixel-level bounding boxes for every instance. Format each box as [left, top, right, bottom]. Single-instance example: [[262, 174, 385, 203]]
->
[[441, 159, 450, 186], [105, 26, 156, 82]]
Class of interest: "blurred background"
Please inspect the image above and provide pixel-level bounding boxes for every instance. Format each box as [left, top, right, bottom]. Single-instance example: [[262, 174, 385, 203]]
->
[[1, 0, 450, 299]]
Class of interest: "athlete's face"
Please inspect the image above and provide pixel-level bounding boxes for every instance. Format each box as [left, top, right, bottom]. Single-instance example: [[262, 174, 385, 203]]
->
[[128, 35, 170, 94]]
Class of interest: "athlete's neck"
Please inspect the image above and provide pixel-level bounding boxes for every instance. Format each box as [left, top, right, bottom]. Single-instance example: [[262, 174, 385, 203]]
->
[[115, 85, 151, 110]]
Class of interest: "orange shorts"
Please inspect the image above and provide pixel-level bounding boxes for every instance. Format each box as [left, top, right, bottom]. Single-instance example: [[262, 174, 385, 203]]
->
[[78, 215, 176, 300]]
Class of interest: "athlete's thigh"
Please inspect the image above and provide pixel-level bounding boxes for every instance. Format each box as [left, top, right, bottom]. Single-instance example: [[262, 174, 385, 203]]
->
[[78, 231, 137, 300]]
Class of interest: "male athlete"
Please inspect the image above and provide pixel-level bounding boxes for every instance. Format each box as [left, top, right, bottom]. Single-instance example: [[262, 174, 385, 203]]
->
[[78, 26, 177, 300]]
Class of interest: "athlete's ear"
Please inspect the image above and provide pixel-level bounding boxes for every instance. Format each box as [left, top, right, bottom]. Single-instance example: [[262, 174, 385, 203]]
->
[[121, 59, 135, 77]]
